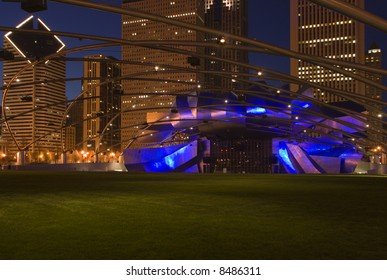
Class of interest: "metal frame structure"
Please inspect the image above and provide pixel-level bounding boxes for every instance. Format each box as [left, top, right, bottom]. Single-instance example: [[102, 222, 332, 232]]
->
[[1, 0, 386, 166]]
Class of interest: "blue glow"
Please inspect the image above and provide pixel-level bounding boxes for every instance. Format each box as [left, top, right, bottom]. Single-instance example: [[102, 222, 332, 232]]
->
[[164, 155, 175, 168], [247, 107, 267, 114], [278, 147, 297, 174], [147, 143, 195, 172], [184, 165, 199, 173], [300, 142, 349, 157], [292, 101, 311, 109]]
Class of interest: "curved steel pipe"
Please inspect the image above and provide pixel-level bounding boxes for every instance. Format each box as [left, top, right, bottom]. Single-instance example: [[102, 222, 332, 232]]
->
[[308, 0, 387, 33]]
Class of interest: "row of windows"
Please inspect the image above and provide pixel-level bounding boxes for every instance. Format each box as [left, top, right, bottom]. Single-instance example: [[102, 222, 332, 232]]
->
[[300, 20, 352, 29], [299, 36, 354, 44], [206, 0, 241, 12], [123, 12, 196, 25]]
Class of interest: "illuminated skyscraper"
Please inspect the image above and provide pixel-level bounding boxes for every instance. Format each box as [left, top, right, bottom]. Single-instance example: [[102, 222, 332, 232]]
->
[[204, 0, 248, 91], [1, 16, 66, 161], [290, 0, 365, 102], [365, 43, 383, 144], [365, 43, 382, 103], [82, 55, 121, 158], [66, 98, 83, 152], [121, 0, 205, 148]]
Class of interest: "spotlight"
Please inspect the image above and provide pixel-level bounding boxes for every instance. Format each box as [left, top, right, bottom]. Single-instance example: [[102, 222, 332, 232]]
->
[[218, 37, 226, 44]]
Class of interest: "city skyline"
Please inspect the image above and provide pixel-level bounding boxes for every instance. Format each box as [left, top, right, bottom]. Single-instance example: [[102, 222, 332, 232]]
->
[[0, 0, 386, 101], [1, 2, 387, 269], [204, 0, 249, 91], [120, 0, 205, 148], [290, 0, 365, 103], [1, 15, 66, 160], [82, 54, 121, 156]]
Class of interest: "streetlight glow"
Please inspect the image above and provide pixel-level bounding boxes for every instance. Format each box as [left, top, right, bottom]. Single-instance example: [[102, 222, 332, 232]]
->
[[218, 37, 226, 44]]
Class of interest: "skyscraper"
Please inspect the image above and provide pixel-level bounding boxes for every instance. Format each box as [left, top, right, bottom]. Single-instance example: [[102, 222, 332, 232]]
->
[[365, 43, 384, 150], [204, 0, 248, 92], [290, 0, 365, 103], [365, 43, 382, 104], [82, 55, 121, 160], [1, 16, 66, 162], [66, 98, 83, 152], [121, 0, 205, 148], [64, 99, 83, 163]]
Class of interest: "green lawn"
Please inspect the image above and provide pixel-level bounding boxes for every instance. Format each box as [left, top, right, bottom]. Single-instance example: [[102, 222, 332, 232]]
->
[[0, 171, 386, 260]]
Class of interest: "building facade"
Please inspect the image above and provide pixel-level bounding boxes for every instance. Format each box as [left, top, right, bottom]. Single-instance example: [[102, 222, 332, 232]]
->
[[290, 0, 365, 103], [65, 99, 83, 152], [121, 0, 205, 148], [365, 43, 385, 164], [204, 0, 248, 92], [82, 55, 121, 160], [1, 16, 66, 162], [365, 43, 382, 123], [63, 100, 83, 163]]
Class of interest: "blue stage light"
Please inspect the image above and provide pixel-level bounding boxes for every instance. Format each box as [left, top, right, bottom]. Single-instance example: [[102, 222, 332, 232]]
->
[[148, 143, 194, 172], [278, 147, 297, 174], [247, 107, 267, 114]]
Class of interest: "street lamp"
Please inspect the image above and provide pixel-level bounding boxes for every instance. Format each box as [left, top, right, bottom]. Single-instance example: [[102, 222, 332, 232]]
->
[[218, 37, 226, 44]]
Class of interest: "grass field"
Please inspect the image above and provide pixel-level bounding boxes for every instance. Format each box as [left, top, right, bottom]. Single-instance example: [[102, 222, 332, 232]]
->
[[0, 171, 386, 260]]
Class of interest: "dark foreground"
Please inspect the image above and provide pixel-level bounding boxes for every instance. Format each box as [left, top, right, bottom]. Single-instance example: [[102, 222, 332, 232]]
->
[[0, 171, 386, 259]]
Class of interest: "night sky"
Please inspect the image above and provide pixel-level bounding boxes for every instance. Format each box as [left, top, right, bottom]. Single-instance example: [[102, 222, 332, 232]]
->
[[0, 0, 386, 100]]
